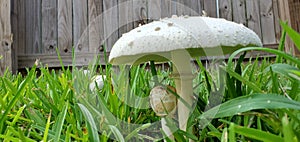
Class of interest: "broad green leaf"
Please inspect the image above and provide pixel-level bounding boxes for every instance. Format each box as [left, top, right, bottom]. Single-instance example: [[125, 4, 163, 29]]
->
[[232, 123, 284, 142], [78, 103, 100, 142], [108, 125, 125, 142], [125, 123, 151, 141], [227, 47, 300, 69], [282, 115, 299, 142], [265, 64, 300, 81], [53, 103, 68, 142], [198, 94, 300, 120], [280, 21, 300, 52]]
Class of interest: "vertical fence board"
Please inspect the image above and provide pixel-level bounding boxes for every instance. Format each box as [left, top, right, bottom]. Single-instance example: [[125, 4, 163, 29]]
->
[[26, 0, 41, 54], [260, 0, 276, 44], [103, 0, 119, 51], [0, 0, 12, 74], [232, 0, 246, 25], [175, 0, 185, 15], [175, 0, 192, 15], [133, 0, 147, 27], [74, 0, 88, 52], [203, 0, 217, 17], [161, 0, 172, 18], [119, 0, 134, 37], [42, 0, 57, 54], [58, 0, 72, 53], [219, 0, 232, 20], [15, 0, 26, 55], [11, 0, 18, 72], [148, 0, 161, 21], [246, 0, 262, 39], [89, 0, 103, 53], [272, 0, 281, 42], [190, 0, 202, 16]]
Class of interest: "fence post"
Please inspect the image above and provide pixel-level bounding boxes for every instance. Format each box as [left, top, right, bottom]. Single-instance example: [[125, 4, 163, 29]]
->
[[0, 0, 12, 75], [278, 0, 300, 56]]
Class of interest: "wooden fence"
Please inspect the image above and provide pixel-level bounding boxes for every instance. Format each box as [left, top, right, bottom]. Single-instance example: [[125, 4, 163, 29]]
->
[[1, 0, 299, 73]]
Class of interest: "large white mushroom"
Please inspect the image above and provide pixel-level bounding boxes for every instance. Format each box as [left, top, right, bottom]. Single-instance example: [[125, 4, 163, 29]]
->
[[109, 16, 262, 139]]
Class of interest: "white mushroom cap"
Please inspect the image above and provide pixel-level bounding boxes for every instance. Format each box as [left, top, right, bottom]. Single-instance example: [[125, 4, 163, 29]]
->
[[89, 75, 106, 91], [109, 16, 262, 65]]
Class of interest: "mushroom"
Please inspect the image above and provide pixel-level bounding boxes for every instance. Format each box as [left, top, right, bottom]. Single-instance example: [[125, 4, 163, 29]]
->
[[89, 75, 106, 91], [109, 16, 262, 138], [150, 85, 177, 139]]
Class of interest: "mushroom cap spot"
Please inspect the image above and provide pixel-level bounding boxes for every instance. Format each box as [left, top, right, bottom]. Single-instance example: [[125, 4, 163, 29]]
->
[[109, 16, 262, 65]]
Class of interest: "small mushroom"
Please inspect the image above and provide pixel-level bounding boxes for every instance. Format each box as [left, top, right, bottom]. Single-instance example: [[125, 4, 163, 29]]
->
[[150, 85, 177, 116], [109, 16, 262, 139], [89, 75, 106, 91], [149, 85, 177, 140]]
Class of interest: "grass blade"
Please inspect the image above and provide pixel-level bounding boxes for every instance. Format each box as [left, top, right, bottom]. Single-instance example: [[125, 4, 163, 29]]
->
[[53, 103, 68, 142], [199, 94, 300, 120], [232, 123, 284, 142], [43, 111, 52, 142], [78, 103, 100, 142], [280, 21, 300, 52]]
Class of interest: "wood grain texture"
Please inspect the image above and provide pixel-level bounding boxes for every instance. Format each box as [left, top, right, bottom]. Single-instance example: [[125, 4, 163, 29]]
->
[[119, 0, 134, 36], [133, 0, 147, 27], [161, 0, 172, 18], [25, 0, 41, 54], [246, 0, 262, 39], [42, 0, 57, 54], [73, 0, 88, 52], [272, 0, 281, 42], [190, 0, 202, 16], [219, 0, 232, 20], [11, 0, 19, 72], [232, 0, 246, 25], [103, 0, 119, 51], [0, 0, 12, 74], [18, 53, 108, 69], [89, 0, 103, 53], [260, 0, 276, 44], [203, 0, 217, 17], [58, 0, 72, 53], [148, 0, 161, 21]]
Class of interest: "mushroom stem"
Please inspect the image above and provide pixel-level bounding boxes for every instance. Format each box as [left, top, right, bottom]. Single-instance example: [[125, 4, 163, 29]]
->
[[171, 50, 194, 131], [161, 112, 175, 141]]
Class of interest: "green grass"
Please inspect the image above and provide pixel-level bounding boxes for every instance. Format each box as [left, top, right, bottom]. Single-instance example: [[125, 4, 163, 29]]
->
[[0, 22, 300, 141]]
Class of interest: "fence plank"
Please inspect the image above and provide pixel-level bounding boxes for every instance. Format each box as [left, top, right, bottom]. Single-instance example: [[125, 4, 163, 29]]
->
[[272, 0, 281, 42], [103, 0, 119, 51], [58, 0, 72, 53], [203, 0, 217, 17], [26, 0, 41, 54], [148, 0, 161, 21], [73, 0, 88, 52], [42, 0, 57, 54], [219, 0, 232, 20], [11, 0, 19, 72], [161, 0, 172, 18], [246, 0, 262, 39], [260, 0, 276, 44], [133, 0, 147, 27], [232, 0, 246, 25], [119, 0, 134, 36], [190, 0, 202, 16], [89, 0, 103, 53], [0, 0, 12, 74]]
